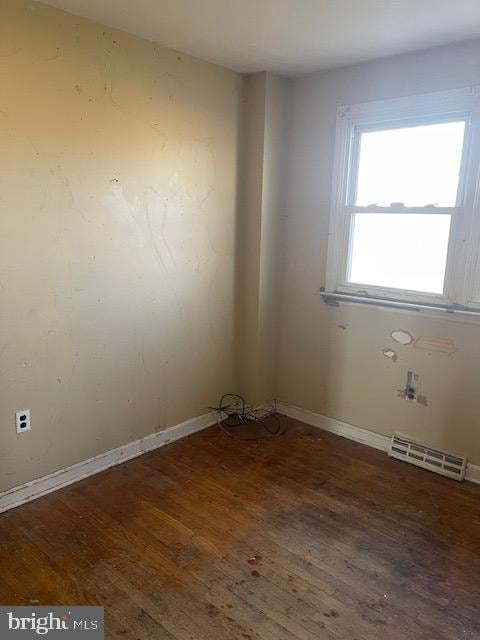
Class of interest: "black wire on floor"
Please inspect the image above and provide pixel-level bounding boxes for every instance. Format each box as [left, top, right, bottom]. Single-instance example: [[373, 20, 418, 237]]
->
[[209, 394, 288, 440]]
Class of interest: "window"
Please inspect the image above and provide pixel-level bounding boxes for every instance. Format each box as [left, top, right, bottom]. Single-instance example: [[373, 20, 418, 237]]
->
[[325, 87, 480, 312]]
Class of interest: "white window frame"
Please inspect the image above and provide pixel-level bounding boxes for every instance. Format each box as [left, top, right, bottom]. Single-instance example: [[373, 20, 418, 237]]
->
[[325, 86, 480, 310]]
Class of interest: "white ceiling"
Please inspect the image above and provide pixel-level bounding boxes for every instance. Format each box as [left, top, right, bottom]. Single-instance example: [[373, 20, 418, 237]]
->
[[41, 0, 480, 76]]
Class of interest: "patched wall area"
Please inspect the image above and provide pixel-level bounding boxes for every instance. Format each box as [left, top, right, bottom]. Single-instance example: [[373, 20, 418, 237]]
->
[[0, 0, 243, 490], [278, 39, 480, 464]]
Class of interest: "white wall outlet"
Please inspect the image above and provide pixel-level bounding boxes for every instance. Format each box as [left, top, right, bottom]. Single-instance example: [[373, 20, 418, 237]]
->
[[16, 410, 31, 434]]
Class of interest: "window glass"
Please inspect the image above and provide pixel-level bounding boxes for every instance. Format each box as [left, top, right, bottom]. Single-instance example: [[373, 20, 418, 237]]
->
[[348, 213, 451, 294], [355, 121, 466, 207]]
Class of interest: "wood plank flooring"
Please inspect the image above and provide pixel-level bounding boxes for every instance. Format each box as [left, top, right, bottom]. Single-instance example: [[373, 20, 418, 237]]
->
[[1, 417, 480, 639]]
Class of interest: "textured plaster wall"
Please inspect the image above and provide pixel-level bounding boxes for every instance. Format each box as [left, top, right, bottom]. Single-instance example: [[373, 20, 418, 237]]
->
[[0, 0, 243, 490], [279, 39, 480, 464], [4, 1, 480, 492]]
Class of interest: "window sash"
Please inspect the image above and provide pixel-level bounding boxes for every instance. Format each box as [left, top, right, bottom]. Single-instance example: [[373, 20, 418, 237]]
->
[[347, 206, 456, 214], [347, 115, 470, 209], [325, 86, 480, 310], [344, 211, 455, 299], [335, 212, 457, 304]]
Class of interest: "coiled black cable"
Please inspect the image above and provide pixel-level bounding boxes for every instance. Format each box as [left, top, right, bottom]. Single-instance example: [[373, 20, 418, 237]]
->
[[209, 394, 288, 440]]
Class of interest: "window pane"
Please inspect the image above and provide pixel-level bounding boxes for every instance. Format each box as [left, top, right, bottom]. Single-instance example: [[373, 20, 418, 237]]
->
[[348, 213, 451, 294], [355, 121, 465, 207]]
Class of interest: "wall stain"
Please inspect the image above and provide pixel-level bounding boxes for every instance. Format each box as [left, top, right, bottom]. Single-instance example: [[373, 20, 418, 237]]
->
[[414, 336, 456, 354]]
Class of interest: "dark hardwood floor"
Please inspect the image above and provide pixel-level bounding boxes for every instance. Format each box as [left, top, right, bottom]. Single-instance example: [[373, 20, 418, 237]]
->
[[1, 417, 480, 639]]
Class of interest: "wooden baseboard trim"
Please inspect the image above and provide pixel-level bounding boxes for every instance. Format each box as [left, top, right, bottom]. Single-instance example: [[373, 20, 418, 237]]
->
[[3, 401, 478, 515], [466, 462, 480, 484], [276, 401, 480, 485], [0, 412, 216, 514], [276, 401, 389, 451]]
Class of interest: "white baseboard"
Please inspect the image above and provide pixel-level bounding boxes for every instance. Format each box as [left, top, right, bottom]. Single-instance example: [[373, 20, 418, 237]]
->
[[3, 401, 478, 515], [276, 401, 480, 485], [0, 411, 216, 514], [276, 401, 389, 451], [466, 463, 480, 484]]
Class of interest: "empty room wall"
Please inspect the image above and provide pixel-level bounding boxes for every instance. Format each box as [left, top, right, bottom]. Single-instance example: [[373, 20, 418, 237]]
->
[[237, 72, 288, 406], [279, 39, 480, 464], [0, 0, 243, 491]]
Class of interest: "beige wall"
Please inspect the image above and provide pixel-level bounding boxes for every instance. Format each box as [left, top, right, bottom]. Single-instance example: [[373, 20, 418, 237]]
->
[[4, 0, 480, 492], [237, 72, 288, 405], [279, 39, 480, 464], [0, 0, 243, 491], [236, 73, 266, 403]]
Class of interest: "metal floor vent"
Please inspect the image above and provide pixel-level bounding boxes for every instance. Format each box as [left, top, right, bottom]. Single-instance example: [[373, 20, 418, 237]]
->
[[389, 433, 466, 481]]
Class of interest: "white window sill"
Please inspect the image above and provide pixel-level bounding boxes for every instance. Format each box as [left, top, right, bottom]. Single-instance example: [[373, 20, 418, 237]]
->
[[320, 289, 480, 324]]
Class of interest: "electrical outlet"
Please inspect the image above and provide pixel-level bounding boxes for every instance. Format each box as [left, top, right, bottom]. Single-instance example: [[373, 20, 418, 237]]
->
[[16, 410, 31, 434]]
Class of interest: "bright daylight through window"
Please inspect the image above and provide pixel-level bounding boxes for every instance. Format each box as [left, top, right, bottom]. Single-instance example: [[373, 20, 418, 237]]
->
[[326, 87, 480, 311], [349, 121, 465, 294]]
